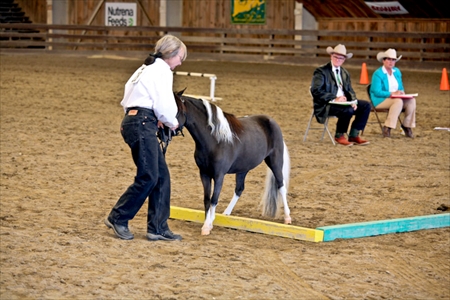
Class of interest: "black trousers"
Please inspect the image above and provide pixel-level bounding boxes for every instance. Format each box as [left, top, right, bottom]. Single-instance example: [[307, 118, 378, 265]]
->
[[328, 100, 371, 134], [108, 108, 171, 235]]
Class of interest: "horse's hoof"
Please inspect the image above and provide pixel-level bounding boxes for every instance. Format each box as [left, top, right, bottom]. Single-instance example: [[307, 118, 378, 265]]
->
[[201, 224, 212, 235], [284, 216, 292, 224]]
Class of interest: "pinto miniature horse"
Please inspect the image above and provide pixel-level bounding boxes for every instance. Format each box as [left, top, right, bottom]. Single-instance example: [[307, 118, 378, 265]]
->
[[174, 91, 291, 235]]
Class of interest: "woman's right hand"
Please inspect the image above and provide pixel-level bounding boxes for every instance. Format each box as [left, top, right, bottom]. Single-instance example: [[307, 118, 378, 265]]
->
[[391, 90, 405, 96], [158, 120, 178, 131]]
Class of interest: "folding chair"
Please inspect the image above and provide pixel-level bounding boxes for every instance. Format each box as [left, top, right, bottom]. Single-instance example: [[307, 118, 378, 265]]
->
[[303, 87, 336, 145], [303, 109, 336, 145], [366, 84, 404, 133]]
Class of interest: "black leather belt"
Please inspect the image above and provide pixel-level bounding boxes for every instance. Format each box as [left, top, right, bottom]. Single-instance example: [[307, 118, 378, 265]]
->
[[125, 107, 155, 116]]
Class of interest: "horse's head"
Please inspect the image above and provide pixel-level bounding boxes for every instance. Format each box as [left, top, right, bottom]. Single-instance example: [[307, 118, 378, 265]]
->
[[156, 90, 186, 155], [173, 89, 187, 134], [173, 90, 245, 144]]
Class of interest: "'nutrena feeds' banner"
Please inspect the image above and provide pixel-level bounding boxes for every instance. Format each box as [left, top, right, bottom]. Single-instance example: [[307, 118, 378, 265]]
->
[[105, 2, 137, 26]]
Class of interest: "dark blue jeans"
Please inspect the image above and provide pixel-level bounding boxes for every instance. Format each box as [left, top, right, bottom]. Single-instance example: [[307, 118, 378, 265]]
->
[[108, 108, 171, 235], [329, 99, 371, 134]]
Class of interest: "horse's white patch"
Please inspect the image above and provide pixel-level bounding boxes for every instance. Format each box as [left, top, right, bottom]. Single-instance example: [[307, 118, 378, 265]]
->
[[202, 98, 234, 144]]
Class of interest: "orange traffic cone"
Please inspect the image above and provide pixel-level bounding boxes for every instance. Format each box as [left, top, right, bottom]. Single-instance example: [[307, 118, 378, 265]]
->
[[359, 62, 369, 85], [440, 68, 449, 91]]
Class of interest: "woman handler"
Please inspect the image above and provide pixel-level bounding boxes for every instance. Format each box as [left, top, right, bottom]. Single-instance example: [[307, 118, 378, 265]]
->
[[105, 35, 187, 241]]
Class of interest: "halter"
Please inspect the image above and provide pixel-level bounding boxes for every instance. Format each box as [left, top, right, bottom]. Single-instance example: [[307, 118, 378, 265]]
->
[[157, 96, 186, 156]]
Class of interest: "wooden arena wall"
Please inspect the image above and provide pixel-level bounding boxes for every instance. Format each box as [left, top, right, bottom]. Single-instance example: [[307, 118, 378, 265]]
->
[[14, 0, 449, 33], [4, 0, 450, 70]]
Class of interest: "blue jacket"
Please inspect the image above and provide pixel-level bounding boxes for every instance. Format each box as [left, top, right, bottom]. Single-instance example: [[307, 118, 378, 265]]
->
[[370, 67, 404, 107]]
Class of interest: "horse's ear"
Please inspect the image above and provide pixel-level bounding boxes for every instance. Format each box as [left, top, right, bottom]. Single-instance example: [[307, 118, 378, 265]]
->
[[176, 87, 187, 96]]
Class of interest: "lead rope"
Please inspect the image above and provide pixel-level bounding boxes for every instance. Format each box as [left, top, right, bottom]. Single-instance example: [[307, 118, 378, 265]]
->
[[157, 92, 186, 156], [157, 126, 172, 156]]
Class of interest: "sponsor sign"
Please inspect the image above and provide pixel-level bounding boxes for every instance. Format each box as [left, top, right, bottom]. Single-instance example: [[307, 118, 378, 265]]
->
[[365, 1, 409, 15], [105, 2, 137, 26], [231, 0, 266, 24]]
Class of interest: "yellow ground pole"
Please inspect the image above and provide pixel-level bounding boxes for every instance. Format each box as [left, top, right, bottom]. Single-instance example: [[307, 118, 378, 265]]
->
[[170, 206, 324, 242]]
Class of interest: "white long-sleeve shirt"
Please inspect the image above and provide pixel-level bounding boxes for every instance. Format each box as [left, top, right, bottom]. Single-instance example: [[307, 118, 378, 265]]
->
[[120, 59, 179, 128], [382, 66, 400, 92]]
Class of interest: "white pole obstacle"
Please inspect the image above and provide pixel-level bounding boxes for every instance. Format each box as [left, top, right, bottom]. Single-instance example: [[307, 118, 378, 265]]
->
[[174, 71, 222, 101]]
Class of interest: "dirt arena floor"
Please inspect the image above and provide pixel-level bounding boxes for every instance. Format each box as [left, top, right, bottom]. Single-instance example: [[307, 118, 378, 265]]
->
[[1, 53, 449, 299]]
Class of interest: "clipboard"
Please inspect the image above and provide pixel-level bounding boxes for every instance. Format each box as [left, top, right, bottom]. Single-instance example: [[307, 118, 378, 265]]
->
[[329, 100, 358, 105], [391, 93, 418, 99]]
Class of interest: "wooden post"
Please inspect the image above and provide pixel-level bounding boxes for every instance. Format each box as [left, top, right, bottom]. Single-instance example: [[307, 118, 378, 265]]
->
[[46, 0, 52, 50]]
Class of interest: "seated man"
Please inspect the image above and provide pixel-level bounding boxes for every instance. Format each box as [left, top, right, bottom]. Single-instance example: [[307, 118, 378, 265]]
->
[[310, 44, 371, 146]]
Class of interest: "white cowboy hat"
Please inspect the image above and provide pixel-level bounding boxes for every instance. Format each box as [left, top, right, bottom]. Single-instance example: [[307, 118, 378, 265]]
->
[[377, 48, 402, 63], [326, 44, 353, 59]]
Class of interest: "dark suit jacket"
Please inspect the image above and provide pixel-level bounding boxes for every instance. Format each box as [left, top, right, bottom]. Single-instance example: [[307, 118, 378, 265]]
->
[[310, 62, 357, 124]]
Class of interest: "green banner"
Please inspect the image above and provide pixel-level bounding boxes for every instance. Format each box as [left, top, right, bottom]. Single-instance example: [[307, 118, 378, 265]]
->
[[231, 0, 266, 24]]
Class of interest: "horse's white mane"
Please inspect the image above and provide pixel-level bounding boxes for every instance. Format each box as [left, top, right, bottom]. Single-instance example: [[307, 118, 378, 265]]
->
[[201, 98, 234, 144]]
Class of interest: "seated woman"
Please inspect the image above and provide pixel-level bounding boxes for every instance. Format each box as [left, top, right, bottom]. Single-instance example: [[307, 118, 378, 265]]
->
[[370, 49, 416, 138]]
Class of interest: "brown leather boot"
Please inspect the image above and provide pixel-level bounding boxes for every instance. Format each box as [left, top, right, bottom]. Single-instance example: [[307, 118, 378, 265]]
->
[[382, 126, 391, 138], [335, 136, 353, 146], [401, 125, 414, 138]]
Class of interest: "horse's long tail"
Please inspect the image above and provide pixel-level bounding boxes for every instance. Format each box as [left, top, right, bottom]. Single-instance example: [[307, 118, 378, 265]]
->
[[261, 141, 290, 218]]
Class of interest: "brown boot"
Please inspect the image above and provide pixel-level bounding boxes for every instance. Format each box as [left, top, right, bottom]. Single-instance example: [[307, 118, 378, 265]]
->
[[348, 136, 370, 145], [382, 126, 391, 138], [335, 136, 353, 146], [401, 125, 414, 138]]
